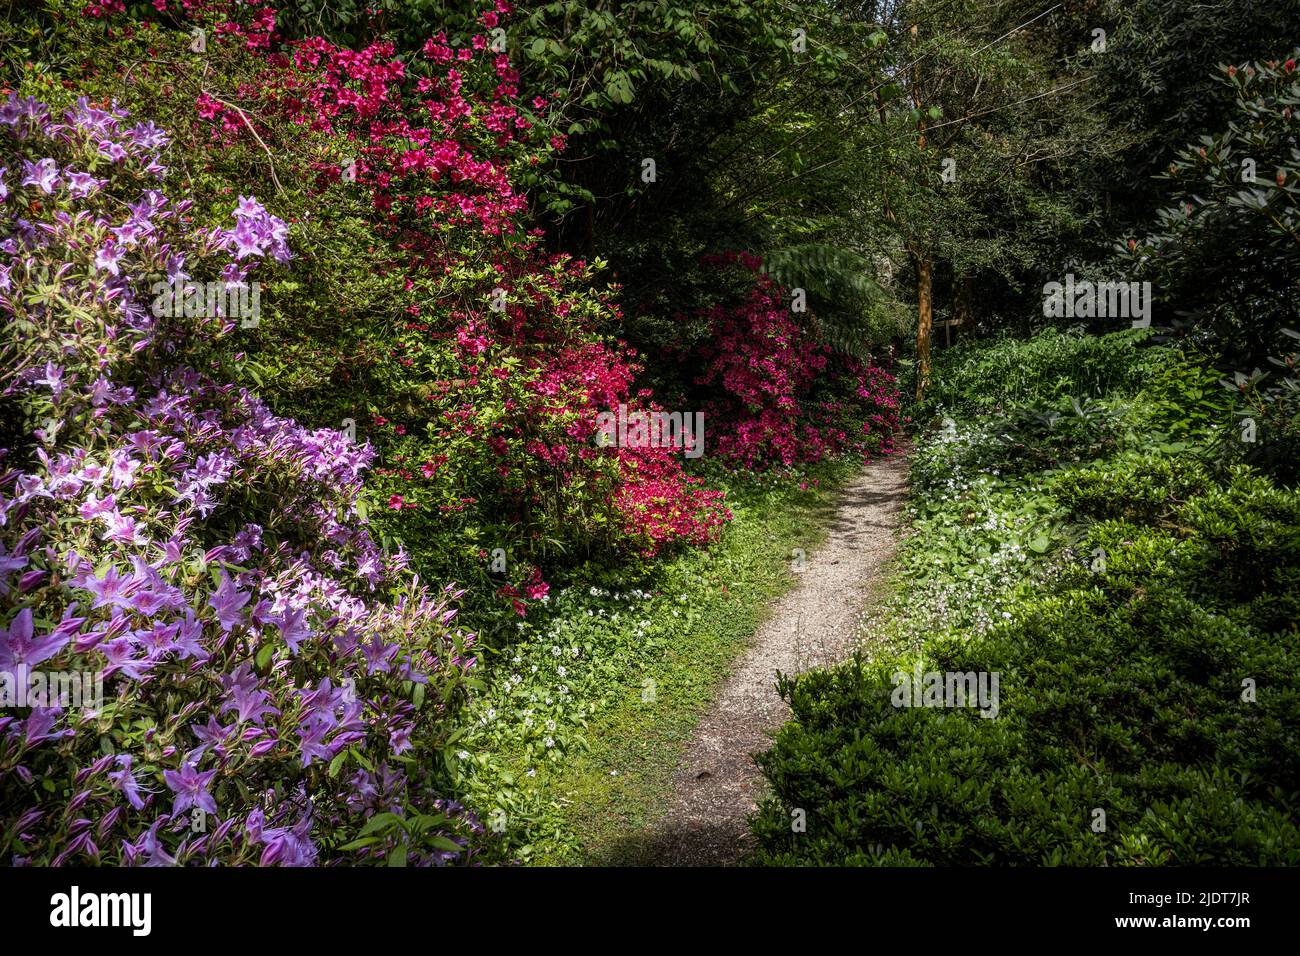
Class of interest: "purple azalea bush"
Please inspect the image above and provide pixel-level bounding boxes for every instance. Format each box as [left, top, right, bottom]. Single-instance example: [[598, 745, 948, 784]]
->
[[0, 95, 481, 865]]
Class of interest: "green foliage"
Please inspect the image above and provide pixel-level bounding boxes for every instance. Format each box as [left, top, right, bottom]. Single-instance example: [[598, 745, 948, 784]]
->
[[1213, 330, 1300, 486], [1051, 453, 1214, 524], [761, 243, 900, 357], [1123, 51, 1300, 362], [752, 333, 1300, 866], [1134, 357, 1236, 443], [444, 458, 862, 863], [1081, 0, 1300, 229], [753, 468, 1300, 867], [915, 327, 1168, 417]]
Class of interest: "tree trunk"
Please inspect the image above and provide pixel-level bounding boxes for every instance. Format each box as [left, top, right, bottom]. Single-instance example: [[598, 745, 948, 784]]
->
[[915, 254, 933, 402]]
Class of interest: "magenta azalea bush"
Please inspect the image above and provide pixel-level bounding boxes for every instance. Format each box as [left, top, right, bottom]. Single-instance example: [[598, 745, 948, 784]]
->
[[156, 4, 734, 576], [693, 254, 902, 469], [368, 241, 732, 581], [0, 95, 480, 866]]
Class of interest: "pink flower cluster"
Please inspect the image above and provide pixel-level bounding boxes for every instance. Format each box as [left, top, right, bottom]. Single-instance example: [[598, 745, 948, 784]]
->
[[692, 253, 902, 468]]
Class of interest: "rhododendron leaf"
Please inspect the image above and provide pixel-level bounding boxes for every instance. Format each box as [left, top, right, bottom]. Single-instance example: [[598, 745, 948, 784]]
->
[[358, 813, 402, 838], [423, 835, 463, 853], [336, 836, 380, 851], [407, 814, 451, 834], [328, 751, 347, 779], [351, 748, 375, 773]]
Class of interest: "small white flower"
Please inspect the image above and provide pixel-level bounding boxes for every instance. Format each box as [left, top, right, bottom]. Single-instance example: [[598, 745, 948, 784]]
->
[[456, 750, 470, 760]]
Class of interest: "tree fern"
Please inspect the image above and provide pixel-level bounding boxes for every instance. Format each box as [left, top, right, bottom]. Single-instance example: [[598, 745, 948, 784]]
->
[[761, 243, 901, 358]]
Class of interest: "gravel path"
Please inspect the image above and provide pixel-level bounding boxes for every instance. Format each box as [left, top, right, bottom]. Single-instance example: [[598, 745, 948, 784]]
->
[[642, 451, 910, 865]]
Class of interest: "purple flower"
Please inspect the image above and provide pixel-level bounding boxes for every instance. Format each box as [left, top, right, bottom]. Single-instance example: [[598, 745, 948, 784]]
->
[[100, 509, 148, 546], [173, 613, 207, 661], [97, 139, 127, 163], [126, 121, 169, 151], [111, 219, 147, 247], [162, 761, 218, 818], [109, 755, 146, 810], [124, 820, 175, 867], [138, 621, 179, 656], [219, 679, 278, 726], [389, 724, 412, 755], [23, 707, 67, 745], [208, 572, 249, 632], [32, 362, 64, 398], [360, 636, 398, 674], [253, 807, 317, 867], [234, 195, 266, 219], [228, 218, 265, 260], [77, 492, 116, 521], [64, 171, 104, 198], [93, 242, 123, 276], [0, 608, 69, 670], [109, 450, 140, 489], [165, 253, 189, 284], [219, 663, 278, 725], [297, 721, 333, 767], [191, 714, 232, 746], [0, 544, 29, 595], [20, 158, 58, 194], [276, 607, 312, 654], [98, 638, 155, 681], [64, 97, 119, 139]]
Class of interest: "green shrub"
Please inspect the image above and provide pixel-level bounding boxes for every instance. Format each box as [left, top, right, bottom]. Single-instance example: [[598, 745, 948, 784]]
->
[[1212, 331, 1300, 487], [1133, 358, 1236, 443], [916, 328, 1169, 418], [1051, 452, 1215, 523], [753, 410, 1300, 866]]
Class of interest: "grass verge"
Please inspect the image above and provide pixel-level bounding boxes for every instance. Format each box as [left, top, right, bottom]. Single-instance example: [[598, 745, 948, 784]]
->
[[446, 455, 866, 864]]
